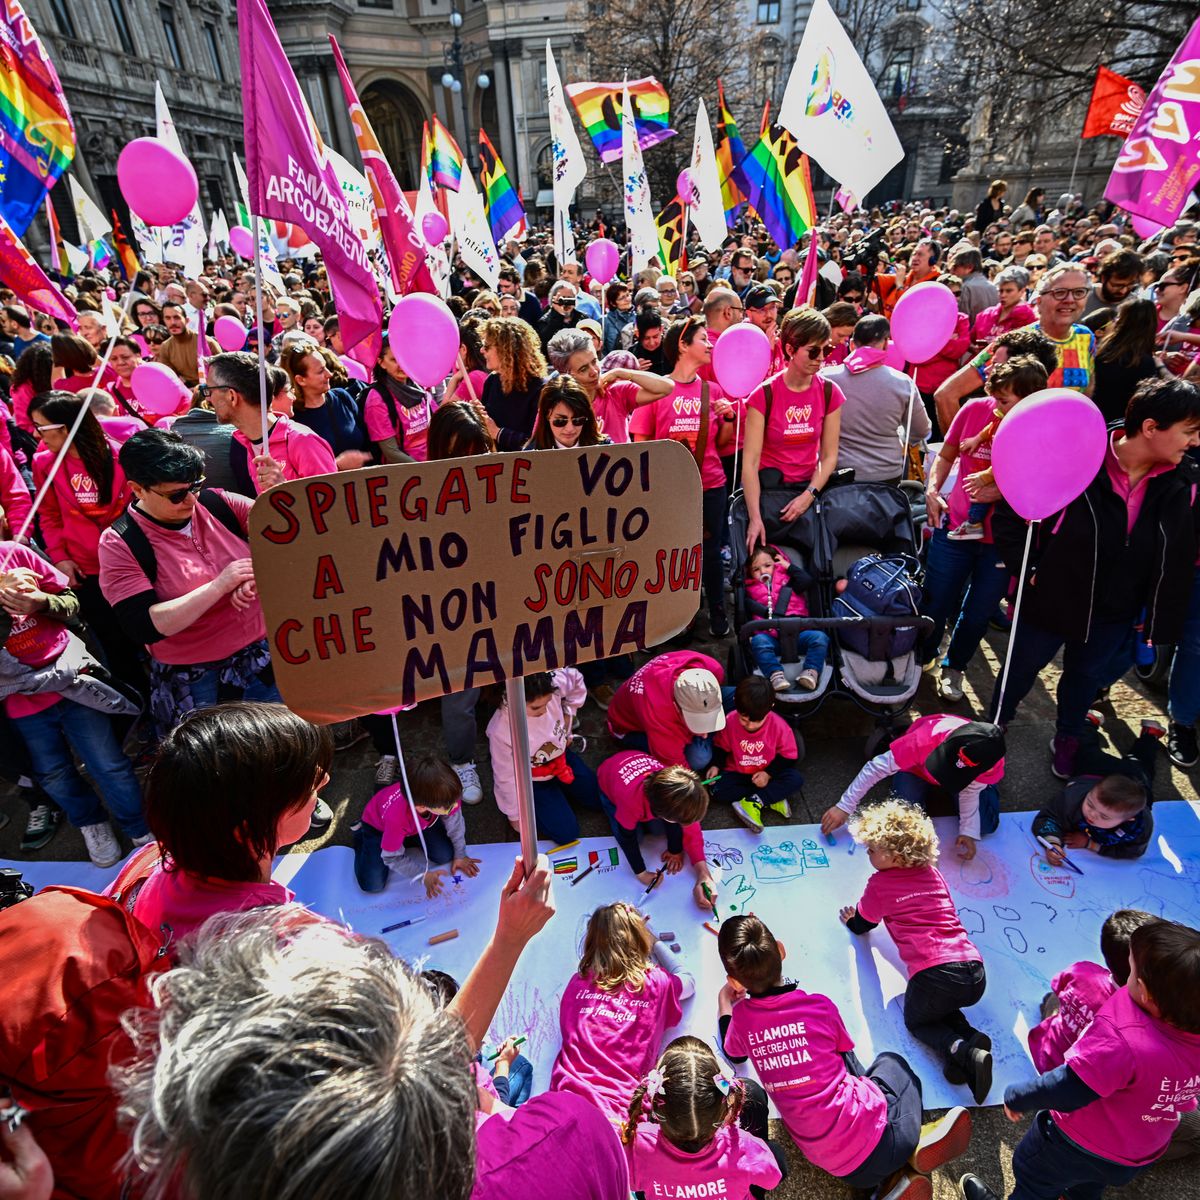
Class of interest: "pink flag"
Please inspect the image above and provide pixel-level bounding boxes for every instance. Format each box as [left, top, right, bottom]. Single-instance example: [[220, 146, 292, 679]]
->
[[1104, 17, 1200, 230], [238, 0, 381, 355], [835, 186, 858, 214], [0, 209, 76, 328], [796, 228, 820, 306], [329, 36, 435, 299]]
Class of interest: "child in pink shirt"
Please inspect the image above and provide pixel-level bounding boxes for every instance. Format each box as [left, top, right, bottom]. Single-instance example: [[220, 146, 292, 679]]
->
[[710, 676, 803, 835], [1028, 908, 1152, 1073], [719, 913, 971, 1194], [621, 1035, 785, 1198], [841, 799, 992, 1104], [963, 919, 1200, 1200], [551, 902, 690, 1123], [744, 544, 828, 692]]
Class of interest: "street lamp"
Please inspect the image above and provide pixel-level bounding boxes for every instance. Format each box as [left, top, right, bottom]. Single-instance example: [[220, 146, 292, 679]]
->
[[442, 5, 490, 168]]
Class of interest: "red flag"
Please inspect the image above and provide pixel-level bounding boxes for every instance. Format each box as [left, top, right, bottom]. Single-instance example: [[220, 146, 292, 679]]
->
[[0, 209, 76, 327], [238, 0, 381, 356], [1082, 65, 1146, 138]]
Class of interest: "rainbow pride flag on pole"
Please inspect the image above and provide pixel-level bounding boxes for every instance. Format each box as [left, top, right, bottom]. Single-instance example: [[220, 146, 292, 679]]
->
[[715, 81, 748, 226], [478, 129, 524, 246], [0, 0, 76, 235], [430, 115, 464, 191], [738, 123, 817, 251], [566, 77, 676, 164]]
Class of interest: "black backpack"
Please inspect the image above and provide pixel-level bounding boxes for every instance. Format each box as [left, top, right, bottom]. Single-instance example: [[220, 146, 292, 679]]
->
[[109, 491, 245, 585], [833, 553, 922, 661]]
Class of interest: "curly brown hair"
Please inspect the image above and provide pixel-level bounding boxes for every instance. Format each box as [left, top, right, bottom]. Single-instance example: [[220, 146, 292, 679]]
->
[[483, 316, 546, 394]]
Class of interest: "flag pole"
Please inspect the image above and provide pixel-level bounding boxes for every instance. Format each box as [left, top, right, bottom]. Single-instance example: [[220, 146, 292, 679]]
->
[[1067, 139, 1085, 198], [251, 213, 271, 448]]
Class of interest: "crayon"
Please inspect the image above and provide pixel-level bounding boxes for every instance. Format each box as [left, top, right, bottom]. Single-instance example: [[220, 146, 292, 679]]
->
[[549, 839, 580, 854], [429, 929, 459, 945], [703, 921, 720, 936], [702, 882, 719, 921], [702, 773, 724, 786], [486, 1035, 527, 1062], [1036, 835, 1083, 875], [381, 915, 428, 934], [657, 931, 676, 942], [642, 866, 665, 896], [569, 862, 598, 887], [823, 832, 837, 847]]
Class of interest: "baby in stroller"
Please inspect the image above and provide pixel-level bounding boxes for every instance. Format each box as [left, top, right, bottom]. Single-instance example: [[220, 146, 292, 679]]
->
[[745, 545, 830, 693]]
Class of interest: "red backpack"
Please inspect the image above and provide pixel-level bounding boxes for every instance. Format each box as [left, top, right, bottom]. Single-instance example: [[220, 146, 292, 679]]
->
[[0, 847, 168, 1200]]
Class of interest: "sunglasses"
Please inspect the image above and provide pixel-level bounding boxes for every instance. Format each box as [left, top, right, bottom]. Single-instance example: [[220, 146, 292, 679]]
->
[[551, 416, 587, 428], [33, 422, 66, 434], [553, 299, 575, 309], [152, 477, 206, 505], [197, 384, 233, 401], [844, 293, 864, 303], [804, 343, 830, 360]]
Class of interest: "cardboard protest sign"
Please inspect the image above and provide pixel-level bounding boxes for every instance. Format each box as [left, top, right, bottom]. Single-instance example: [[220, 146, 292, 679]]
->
[[249, 441, 703, 722]]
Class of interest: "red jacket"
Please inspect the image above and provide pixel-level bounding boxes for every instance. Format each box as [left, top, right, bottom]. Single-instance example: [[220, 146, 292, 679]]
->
[[915, 312, 971, 393]]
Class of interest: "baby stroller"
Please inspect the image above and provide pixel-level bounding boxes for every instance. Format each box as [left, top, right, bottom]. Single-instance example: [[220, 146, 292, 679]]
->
[[726, 479, 933, 758]]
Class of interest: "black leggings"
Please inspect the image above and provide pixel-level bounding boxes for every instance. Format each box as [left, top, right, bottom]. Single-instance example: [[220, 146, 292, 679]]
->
[[740, 1078, 790, 1196], [702, 485, 728, 623]]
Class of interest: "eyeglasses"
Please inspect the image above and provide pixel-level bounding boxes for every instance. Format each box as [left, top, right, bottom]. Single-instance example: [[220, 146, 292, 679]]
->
[[551, 416, 587, 428], [197, 384, 234, 401], [32, 422, 65, 434], [1044, 287, 1088, 301], [804, 343, 829, 360], [727, 305, 745, 315], [151, 477, 206, 505]]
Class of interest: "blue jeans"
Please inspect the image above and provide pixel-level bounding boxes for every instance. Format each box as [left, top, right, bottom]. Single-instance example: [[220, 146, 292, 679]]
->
[[13, 700, 147, 836], [920, 528, 1012, 670], [710, 764, 804, 807], [1011, 1111, 1141, 1200], [530, 750, 603, 845], [990, 618, 1136, 736], [837, 1052, 923, 1188], [891, 770, 1000, 835], [749, 630, 828, 676], [353, 819, 455, 892], [188, 667, 281, 709], [615, 687, 736, 773], [1169, 564, 1200, 727], [501, 1055, 533, 1107], [966, 500, 992, 525]]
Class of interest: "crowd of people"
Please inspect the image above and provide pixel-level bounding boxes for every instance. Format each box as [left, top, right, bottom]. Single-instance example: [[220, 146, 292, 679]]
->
[[1, 182, 1199, 1200]]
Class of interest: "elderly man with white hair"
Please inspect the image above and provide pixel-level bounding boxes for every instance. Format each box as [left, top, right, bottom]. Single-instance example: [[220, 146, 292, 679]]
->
[[536, 279, 578, 354]]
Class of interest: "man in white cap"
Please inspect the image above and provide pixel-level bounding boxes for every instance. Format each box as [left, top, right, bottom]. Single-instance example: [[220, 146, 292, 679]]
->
[[606, 650, 727, 771]]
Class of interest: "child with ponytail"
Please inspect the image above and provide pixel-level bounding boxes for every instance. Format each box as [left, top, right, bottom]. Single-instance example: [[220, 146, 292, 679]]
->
[[622, 1035, 785, 1198]]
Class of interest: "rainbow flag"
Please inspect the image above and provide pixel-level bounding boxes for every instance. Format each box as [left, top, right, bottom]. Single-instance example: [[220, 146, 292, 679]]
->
[[738, 124, 817, 252], [0, 0, 75, 236], [110, 210, 140, 280], [90, 238, 112, 270], [478, 129, 524, 245], [715, 81, 748, 226], [553, 857, 577, 875], [655, 197, 686, 275], [566, 77, 676, 164], [430, 115, 464, 191]]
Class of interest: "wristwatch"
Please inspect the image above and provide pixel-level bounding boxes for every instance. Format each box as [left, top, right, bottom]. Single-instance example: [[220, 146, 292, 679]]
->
[[807, 485, 821, 499]]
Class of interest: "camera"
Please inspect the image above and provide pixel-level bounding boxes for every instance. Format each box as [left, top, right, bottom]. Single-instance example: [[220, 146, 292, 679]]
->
[[842, 227, 887, 277], [0, 868, 33, 911]]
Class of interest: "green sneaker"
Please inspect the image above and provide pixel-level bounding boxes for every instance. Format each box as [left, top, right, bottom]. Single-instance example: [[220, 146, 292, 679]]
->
[[768, 797, 791, 819], [732, 797, 764, 833]]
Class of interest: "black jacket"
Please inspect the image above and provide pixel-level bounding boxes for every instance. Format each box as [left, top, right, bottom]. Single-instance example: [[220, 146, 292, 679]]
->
[[992, 437, 1200, 643], [482, 372, 544, 452]]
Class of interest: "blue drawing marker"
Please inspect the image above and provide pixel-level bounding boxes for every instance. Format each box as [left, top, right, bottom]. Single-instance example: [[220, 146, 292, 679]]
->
[[823, 832, 837, 847], [1036, 835, 1083, 875], [381, 915, 428, 934]]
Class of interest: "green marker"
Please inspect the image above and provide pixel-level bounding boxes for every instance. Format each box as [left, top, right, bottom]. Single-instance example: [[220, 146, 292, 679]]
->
[[702, 882, 719, 921], [486, 1035, 527, 1062]]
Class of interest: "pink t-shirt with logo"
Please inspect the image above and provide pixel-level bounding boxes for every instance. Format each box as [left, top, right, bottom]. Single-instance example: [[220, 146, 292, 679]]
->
[[715, 710, 797, 773], [597, 750, 705, 865], [855, 865, 980, 977], [363, 387, 436, 462], [747, 372, 845, 484], [592, 378, 641, 444], [723, 988, 886, 1177], [626, 1120, 782, 1199], [551, 966, 684, 1121], [2, 544, 70, 719], [361, 782, 459, 854], [1056, 986, 1200, 1166], [1028, 960, 1116, 1073], [648, 377, 728, 489]]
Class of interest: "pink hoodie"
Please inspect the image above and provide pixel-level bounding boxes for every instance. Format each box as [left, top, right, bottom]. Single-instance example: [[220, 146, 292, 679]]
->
[[746, 552, 809, 627], [0, 445, 33, 539]]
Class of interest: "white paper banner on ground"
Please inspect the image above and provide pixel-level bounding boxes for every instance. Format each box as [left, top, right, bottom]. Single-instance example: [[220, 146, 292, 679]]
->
[[15, 804, 1199, 1112]]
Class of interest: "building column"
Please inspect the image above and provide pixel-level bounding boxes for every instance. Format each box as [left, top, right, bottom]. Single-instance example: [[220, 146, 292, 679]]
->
[[492, 45, 519, 191], [324, 64, 356, 158]]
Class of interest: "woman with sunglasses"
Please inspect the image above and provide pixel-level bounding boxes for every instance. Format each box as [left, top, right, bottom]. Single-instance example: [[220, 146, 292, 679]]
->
[[742, 307, 844, 553], [98, 429, 286, 734], [527, 376, 608, 451]]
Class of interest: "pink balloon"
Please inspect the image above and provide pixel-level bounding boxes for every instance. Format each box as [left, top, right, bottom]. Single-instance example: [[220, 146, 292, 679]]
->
[[585, 238, 620, 285], [676, 168, 698, 206], [131, 362, 190, 416], [116, 138, 198, 228], [228, 226, 255, 260], [883, 340, 907, 370], [387, 293, 459, 389], [422, 211, 449, 246], [891, 281, 959, 365], [1129, 214, 1162, 240], [213, 315, 247, 352], [991, 389, 1108, 521], [340, 355, 369, 382], [711, 324, 772, 398]]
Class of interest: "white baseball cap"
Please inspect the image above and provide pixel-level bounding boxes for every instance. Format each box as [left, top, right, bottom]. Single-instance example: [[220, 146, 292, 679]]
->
[[673, 669, 726, 735]]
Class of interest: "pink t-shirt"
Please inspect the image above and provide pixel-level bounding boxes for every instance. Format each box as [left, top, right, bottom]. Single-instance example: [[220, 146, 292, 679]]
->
[[626, 1121, 782, 1199], [1056, 986, 1200, 1166], [724, 988, 886, 1177], [856, 865, 980, 977], [715, 710, 797, 773], [231, 414, 337, 493], [592, 378, 641, 444], [363, 385, 436, 462], [125, 860, 294, 942], [647, 377, 728, 490], [361, 782, 460, 854], [1028, 960, 1117, 1073], [551, 967, 684, 1121], [943, 398, 1001, 541], [597, 750, 705, 865], [889, 714, 1006, 789], [747, 372, 845, 484], [456, 370, 489, 404], [2, 544, 70, 719], [472, 1092, 629, 1199], [1103, 430, 1173, 535]]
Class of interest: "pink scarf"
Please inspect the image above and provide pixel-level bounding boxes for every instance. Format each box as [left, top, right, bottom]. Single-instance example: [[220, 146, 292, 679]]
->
[[844, 345, 890, 374]]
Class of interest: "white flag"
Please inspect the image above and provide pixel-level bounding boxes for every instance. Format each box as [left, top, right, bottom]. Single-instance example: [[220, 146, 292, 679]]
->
[[621, 85, 659, 275], [67, 176, 110, 243], [155, 83, 206, 276], [252, 224, 287, 295], [778, 0, 903, 200], [62, 241, 90, 275], [128, 211, 164, 263], [689, 99, 727, 254], [208, 209, 230, 259], [547, 41, 585, 266], [447, 166, 501, 290]]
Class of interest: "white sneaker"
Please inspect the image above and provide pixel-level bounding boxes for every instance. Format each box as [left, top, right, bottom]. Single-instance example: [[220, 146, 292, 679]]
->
[[454, 761, 484, 804], [374, 754, 398, 786], [131, 832, 156, 847], [937, 667, 964, 702], [797, 668, 819, 691], [769, 671, 790, 692], [81, 821, 122, 868]]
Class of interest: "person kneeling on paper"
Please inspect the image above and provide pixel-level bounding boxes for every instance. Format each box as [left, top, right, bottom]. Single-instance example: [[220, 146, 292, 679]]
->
[[597, 750, 716, 909], [353, 755, 482, 895]]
